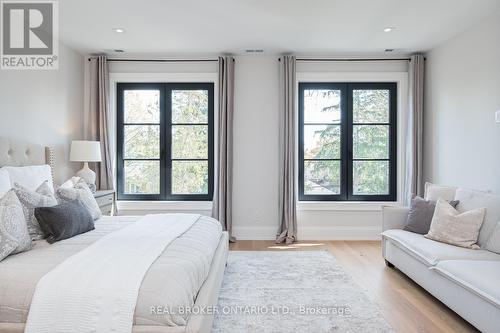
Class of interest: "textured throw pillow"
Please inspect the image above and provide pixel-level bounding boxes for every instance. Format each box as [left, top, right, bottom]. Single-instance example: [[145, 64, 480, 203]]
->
[[404, 196, 459, 235], [0, 190, 32, 261], [14, 181, 58, 240], [425, 199, 486, 249], [35, 199, 95, 244], [485, 221, 500, 254], [424, 182, 457, 202], [56, 178, 101, 220]]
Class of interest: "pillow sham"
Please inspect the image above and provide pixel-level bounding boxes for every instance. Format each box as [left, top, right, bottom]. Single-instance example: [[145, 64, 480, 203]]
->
[[403, 196, 459, 235], [56, 178, 101, 220], [0, 190, 32, 261], [425, 199, 486, 249], [4, 165, 54, 193], [35, 199, 95, 244], [424, 182, 457, 202], [485, 221, 500, 254], [14, 181, 58, 240], [0, 168, 11, 196]]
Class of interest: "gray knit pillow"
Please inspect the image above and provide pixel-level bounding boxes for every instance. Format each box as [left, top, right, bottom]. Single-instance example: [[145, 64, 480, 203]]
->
[[14, 181, 57, 240], [0, 190, 32, 261], [404, 196, 459, 235], [57, 179, 101, 220]]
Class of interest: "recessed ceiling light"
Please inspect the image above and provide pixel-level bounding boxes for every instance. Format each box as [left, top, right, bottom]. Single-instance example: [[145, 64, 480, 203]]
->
[[113, 28, 125, 33], [384, 27, 395, 33]]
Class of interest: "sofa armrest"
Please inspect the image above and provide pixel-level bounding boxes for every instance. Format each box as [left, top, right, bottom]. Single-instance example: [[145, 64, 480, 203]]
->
[[382, 206, 409, 232]]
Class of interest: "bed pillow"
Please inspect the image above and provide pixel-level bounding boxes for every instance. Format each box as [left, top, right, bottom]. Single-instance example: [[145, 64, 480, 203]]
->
[[56, 178, 101, 220], [403, 196, 459, 235], [424, 182, 457, 202], [4, 165, 54, 194], [425, 199, 486, 249], [0, 190, 32, 261], [35, 199, 95, 244], [14, 181, 58, 240], [0, 169, 11, 197]]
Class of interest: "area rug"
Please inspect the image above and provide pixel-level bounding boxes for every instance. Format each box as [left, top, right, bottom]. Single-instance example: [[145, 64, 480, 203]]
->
[[212, 251, 393, 333]]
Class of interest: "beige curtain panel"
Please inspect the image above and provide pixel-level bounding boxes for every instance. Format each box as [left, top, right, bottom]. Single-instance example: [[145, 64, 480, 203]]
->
[[212, 56, 236, 242], [404, 53, 425, 205], [276, 55, 297, 244], [84, 55, 114, 190]]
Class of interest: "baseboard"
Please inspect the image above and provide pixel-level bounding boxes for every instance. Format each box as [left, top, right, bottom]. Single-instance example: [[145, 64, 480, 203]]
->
[[233, 225, 381, 241]]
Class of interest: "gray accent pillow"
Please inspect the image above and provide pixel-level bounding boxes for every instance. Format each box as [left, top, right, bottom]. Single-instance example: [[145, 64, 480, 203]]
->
[[57, 179, 101, 220], [0, 190, 32, 261], [14, 181, 57, 240], [35, 199, 95, 244], [404, 196, 459, 235]]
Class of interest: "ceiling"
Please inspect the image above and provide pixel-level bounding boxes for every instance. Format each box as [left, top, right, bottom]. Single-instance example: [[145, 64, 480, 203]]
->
[[59, 0, 500, 55]]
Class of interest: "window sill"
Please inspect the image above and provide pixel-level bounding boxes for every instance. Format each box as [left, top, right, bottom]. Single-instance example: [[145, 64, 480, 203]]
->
[[297, 201, 402, 212], [116, 200, 213, 211]]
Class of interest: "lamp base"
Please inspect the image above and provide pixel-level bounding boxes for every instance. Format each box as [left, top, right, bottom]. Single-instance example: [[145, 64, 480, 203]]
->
[[76, 162, 96, 192]]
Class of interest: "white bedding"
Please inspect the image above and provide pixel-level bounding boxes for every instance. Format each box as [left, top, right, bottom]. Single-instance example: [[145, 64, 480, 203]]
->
[[0, 215, 223, 328]]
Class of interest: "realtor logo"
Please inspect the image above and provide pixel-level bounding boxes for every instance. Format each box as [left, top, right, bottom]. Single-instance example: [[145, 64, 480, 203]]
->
[[1, 0, 58, 69]]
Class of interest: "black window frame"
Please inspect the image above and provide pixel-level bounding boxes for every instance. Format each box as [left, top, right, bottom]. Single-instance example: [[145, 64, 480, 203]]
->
[[298, 82, 397, 202], [116, 82, 214, 201]]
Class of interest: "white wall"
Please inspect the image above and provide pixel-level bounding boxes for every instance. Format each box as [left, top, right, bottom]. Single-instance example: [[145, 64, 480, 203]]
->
[[233, 57, 409, 240], [112, 55, 408, 240], [425, 12, 500, 193], [0, 44, 85, 183]]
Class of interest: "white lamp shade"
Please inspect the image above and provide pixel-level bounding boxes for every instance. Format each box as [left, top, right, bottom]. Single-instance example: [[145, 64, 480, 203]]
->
[[70, 141, 102, 162]]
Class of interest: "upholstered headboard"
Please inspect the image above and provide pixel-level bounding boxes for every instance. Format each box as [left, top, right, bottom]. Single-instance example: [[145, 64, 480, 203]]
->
[[0, 137, 55, 172]]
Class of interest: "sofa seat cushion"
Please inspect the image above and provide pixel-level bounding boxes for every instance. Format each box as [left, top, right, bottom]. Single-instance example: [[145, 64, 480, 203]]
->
[[382, 229, 500, 266], [431, 260, 500, 308]]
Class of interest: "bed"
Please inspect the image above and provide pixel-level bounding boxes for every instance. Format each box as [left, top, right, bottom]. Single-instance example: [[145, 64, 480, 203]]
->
[[0, 138, 228, 333]]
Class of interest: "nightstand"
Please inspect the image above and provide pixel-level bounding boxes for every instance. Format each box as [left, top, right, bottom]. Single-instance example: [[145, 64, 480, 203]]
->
[[93, 190, 115, 216]]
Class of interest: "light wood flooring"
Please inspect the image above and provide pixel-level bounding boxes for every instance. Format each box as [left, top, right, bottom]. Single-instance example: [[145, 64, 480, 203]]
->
[[229, 240, 478, 333]]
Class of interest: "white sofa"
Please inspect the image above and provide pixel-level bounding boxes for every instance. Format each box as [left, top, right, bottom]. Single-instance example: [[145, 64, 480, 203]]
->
[[381, 187, 500, 333]]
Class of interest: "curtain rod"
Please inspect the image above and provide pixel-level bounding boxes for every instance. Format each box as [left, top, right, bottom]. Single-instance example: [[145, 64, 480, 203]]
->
[[106, 58, 219, 62], [281, 58, 412, 62]]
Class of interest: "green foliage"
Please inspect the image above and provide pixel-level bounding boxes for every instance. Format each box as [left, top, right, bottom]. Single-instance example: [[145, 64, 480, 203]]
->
[[123, 89, 209, 195], [305, 89, 390, 195]]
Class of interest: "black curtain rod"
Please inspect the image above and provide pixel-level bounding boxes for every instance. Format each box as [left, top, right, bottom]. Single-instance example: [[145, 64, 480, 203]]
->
[[106, 58, 219, 62], [280, 58, 412, 62]]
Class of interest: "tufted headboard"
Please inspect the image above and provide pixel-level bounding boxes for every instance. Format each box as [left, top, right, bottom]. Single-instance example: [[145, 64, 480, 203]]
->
[[0, 137, 55, 174]]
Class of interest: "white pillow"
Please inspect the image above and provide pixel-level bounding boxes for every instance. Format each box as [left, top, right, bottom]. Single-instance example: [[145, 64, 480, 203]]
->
[[425, 199, 486, 249], [424, 182, 457, 202], [0, 169, 11, 196], [485, 221, 500, 255], [4, 165, 54, 194], [454, 188, 500, 247]]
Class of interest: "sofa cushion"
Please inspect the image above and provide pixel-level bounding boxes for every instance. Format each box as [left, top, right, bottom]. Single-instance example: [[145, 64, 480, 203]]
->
[[485, 221, 500, 255], [431, 260, 500, 308], [424, 182, 457, 201], [382, 229, 500, 266], [455, 188, 500, 247]]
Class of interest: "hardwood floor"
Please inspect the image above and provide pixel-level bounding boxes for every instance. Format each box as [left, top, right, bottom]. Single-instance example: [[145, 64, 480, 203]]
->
[[229, 240, 478, 333]]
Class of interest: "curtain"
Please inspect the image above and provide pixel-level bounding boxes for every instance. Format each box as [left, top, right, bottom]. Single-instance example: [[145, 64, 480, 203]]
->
[[404, 54, 425, 205], [84, 55, 114, 190], [212, 56, 236, 242], [276, 55, 297, 244]]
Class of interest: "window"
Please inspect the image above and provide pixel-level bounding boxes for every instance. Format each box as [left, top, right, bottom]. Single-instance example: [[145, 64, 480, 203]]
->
[[299, 82, 397, 201], [116, 83, 214, 201]]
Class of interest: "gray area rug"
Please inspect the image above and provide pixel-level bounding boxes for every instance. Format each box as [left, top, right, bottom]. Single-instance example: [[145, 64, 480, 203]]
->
[[212, 251, 393, 333]]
